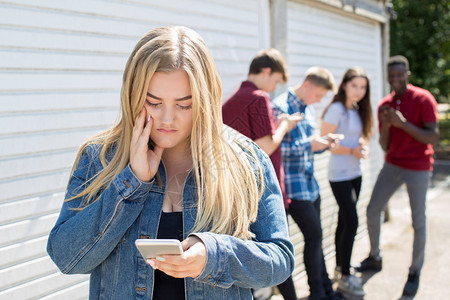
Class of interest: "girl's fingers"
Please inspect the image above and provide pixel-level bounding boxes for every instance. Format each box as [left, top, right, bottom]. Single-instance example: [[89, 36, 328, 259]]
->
[[148, 259, 194, 278], [139, 113, 152, 144], [132, 109, 146, 144]]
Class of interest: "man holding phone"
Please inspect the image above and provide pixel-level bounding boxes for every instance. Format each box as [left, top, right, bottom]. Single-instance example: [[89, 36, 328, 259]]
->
[[272, 66, 344, 300], [356, 55, 439, 298], [222, 48, 301, 300]]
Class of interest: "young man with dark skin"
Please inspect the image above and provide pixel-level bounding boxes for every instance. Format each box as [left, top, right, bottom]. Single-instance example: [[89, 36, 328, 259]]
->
[[357, 55, 439, 297]]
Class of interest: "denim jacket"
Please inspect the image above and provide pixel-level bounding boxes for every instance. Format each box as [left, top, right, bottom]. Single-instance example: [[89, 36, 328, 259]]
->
[[47, 137, 294, 299]]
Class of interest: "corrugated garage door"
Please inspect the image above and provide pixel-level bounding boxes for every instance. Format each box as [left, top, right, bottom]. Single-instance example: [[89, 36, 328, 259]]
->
[[286, 0, 384, 283], [0, 0, 269, 298]]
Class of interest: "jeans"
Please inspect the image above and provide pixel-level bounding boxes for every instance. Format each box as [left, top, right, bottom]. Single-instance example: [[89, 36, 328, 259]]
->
[[330, 176, 362, 276], [277, 276, 297, 300], [289, 197, 333, 298], [275, 210, 299, 300], [367, 162, 430, 274]]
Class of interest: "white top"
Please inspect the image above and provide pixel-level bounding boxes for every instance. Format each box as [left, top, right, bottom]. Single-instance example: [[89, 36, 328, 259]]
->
[[323, 102, 363, 182]]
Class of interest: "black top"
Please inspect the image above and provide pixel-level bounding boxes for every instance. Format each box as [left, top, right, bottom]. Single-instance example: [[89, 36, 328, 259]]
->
[[153, 211, 185, 300]]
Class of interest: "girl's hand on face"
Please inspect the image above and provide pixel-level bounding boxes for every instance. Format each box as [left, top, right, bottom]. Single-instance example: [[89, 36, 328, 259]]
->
[[130, 108, 164, 182], [146, 236, 207, 279]]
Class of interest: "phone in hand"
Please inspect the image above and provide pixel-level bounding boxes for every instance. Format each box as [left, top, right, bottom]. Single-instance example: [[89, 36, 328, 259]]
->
[[321, 134, 344, 142], [135, 239, 183, 259]]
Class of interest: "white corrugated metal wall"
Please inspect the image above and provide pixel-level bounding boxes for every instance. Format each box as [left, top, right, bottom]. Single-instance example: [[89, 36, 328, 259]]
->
[[0, 0, 388, 298], [285, 0, 385, 284], [0, 0, 269, 298]]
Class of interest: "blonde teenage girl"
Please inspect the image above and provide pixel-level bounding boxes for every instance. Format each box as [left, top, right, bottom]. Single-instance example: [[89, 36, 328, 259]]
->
[[47, 26, 294, 300]]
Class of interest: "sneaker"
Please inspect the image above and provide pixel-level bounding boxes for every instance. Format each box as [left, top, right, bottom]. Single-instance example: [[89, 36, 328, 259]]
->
[[337, 275, 365, 297], [355, 256, 382, 272], [402, 272, 420, 297]]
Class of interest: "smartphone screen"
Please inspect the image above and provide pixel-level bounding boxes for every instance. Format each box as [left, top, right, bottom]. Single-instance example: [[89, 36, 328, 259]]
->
[[135, 239, 183, 259]]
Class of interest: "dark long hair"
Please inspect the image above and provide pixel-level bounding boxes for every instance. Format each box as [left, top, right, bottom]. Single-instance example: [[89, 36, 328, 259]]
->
[[322, 67, 373, 139]]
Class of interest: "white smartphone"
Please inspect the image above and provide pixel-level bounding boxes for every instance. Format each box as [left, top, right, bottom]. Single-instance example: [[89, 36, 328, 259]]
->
[[321, 134, 345, 142], [135, 239, 183, 259]]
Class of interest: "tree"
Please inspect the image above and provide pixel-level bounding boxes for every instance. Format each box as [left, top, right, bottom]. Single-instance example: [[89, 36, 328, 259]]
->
[[390, 0, 449, 103]]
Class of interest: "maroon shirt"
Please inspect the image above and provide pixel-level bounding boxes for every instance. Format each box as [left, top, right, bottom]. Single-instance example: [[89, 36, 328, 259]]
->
[[222, 81, 288, 208], [378, 84, 438, 171]]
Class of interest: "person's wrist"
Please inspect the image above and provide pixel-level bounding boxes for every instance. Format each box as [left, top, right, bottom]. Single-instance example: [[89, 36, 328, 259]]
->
[[280, 120, 290, 132], [399, 118, 408, 129]]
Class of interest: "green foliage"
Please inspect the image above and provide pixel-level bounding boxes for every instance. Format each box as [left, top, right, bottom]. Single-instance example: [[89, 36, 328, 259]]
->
[[439, 113, 450, 145], [390, 0, 450, 103]]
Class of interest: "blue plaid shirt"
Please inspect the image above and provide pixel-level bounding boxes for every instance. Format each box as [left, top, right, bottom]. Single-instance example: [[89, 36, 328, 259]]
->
[[272, 89, 319, 202]]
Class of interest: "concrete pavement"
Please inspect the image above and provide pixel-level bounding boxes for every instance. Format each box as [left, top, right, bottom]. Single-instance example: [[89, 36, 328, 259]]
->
[[351, 160, 450, 300], [270, 160, 450, 300]]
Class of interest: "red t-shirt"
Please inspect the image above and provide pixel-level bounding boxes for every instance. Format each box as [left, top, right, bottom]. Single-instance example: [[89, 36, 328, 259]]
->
[[222, 81, 289, 208], [379, 84, 438, 171]]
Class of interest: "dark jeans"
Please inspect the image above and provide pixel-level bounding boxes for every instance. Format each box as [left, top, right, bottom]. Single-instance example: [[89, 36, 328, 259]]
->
[[276, 209, 298, 300], [289, 197, 333, 298], [330, 176, 362, 276], [277, 276, 297, 300]]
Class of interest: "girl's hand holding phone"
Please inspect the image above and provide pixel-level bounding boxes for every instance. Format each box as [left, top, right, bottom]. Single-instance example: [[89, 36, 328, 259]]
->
[[146, 236, 207, 279], [130, 108, 164, 182]]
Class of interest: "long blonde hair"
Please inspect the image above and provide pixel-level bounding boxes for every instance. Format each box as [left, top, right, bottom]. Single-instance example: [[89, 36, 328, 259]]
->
[[68, 26, 263, 240]]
